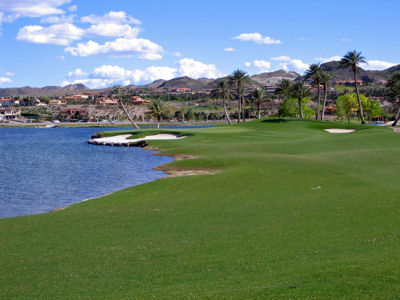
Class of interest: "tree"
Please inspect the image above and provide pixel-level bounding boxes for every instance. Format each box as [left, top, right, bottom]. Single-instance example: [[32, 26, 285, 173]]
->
[[148, 98, 169, 128], [363, 99, 382, 123], [305, 63, 322, 119], [320, 72, 332, 120], [289, 81, 313, 118], [336, 94, 358, 123], [216, 80, 232, 124], [111, 86, 139, 129], [278, 97, 314, 118], [340, 50, 367, 124], [275, 79, 292, 102], [387, 72, 400, 126], [229, 70, 250, 123], [250, 89, 268, 119]]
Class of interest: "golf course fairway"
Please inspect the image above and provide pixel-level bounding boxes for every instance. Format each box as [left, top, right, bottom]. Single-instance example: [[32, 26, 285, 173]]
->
[[1, 119, 400, 298]]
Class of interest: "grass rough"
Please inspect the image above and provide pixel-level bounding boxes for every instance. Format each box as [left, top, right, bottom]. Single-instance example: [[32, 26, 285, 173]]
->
[[1, 118, 400, 298]]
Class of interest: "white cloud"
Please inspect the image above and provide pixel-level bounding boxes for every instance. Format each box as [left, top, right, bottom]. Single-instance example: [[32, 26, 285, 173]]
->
[[224, 47, 235, 52], [86, 23, 140, 38], [5, 72, 15, 76], [245, 60, 271, 72], [81, 11, 141, 38], [68, 68, 87, 77], [0, 77, 12, 85], [61, 78, 116, 89], [233, 32, 281, 45], [61, 58, 223, 88], [173, 51, 182, 57], [271, 56, 290, 61], [340, 38, 349, 42], [62, 65, 178, 88], [178, 58, 223, 79], [279, 59, 309, 74], [17, 23, 84, 45], [0, 0, 70, 18], [65, 37, 163, 59], [360, 60, 398, 71], [68, 5, 77, 12], [315, 56, 342, 63], [81, 11, 141, 26], [40, 14, 75, 24]]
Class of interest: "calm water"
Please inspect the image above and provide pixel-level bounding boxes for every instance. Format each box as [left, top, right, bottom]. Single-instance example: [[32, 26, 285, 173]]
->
[[0, 127, 175, 218]]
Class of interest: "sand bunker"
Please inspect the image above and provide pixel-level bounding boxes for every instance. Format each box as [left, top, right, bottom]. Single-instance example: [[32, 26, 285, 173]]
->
[[88, 133, 186, 146], [324, 129, 355, 133]]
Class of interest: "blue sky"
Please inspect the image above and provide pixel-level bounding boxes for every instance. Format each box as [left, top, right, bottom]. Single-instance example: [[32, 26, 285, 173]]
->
[[0, 0, 399, 88]]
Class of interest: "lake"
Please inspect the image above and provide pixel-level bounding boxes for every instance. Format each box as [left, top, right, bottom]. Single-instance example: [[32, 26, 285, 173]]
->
[[0, 127, 178, 218]]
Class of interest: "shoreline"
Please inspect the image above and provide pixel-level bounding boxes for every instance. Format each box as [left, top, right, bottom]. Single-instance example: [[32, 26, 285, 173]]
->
[[51, 134, 218, 213]]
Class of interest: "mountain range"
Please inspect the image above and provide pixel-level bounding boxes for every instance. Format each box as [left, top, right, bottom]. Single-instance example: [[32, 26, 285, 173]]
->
[[1, 61, 399, 97]]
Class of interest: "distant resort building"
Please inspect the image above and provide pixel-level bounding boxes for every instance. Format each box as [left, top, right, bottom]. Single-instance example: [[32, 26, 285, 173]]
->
[[49, 99, 66, 105], [0, 98, 19, 107], [64, 94, 90, 102], [335, 80, 363, 86], [96, 98, 118, 106], [131, 96, 150, 105], [0, 107, 21, 120], [58, 108, 89, 121]]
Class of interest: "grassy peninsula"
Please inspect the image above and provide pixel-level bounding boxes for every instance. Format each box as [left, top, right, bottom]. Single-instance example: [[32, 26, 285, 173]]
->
[[1, 119, 400, 298]]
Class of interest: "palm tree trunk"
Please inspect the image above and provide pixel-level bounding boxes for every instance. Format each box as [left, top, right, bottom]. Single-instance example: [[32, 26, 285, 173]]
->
[[257, 104, 261, 119], [118, 99, 139, 129], [241, 97, 246, 122], [157, 115, 160, 128], [321, 83, 328, 120], [392, 101, 400, 126], [316, 81, 321, 120], [223, 97, 232, 125], [237, 85, 241, 123], [298, 98, 304, 118], [353, 71, 366, 124]]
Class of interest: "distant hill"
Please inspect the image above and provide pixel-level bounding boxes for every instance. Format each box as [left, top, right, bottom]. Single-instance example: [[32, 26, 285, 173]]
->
[[251, 70, 299, 85], [0, 83, 89, 97], [297, 61, 399, 84], [2, 64, 400, 97], [158, 76, 208, 90], [143, 79, 167, 89]]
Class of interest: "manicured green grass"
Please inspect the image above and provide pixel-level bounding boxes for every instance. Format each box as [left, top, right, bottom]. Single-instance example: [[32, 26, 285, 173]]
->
[[1, 118, 400, 298]]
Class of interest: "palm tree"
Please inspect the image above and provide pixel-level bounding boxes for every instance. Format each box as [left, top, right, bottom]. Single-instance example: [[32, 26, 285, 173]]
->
[[387, 72, 400, 126], [320, 72, 332, 120], [148, 98, 168, 128], [305, 63, 322, 120], [229, 70, 250, 123], [216, 80, 232, 125], [250, 89, 268, 119], [111, 86, 139, 129], [340, 50, 367, 124], [275, 79, 292, 102], [290, 81, 313, 118]]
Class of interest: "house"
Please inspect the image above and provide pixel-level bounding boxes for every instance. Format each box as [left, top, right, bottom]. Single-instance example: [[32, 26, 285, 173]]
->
[[0, 107, 21, 119], [58, 108, 89, 121], [64, 94, 89, 102], [96, 98, 118, 106], [335, 80, 363, 86], [132, 99, 150, 105], [49, 99, 66, 105], [0, 98, 19, 107]]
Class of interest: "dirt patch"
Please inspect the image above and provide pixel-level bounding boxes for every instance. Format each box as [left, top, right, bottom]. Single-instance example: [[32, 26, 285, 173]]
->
[[156, 168, 220, 178], [393, 127, 400, 133]]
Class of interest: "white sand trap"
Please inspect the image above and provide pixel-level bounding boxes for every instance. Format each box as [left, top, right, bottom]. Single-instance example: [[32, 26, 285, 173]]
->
[[89, 133, 186, 145], [324, 129, 355, 134]]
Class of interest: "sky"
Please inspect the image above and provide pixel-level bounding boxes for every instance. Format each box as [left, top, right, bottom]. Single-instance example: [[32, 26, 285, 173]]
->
[[0, 0, 399, 88]]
